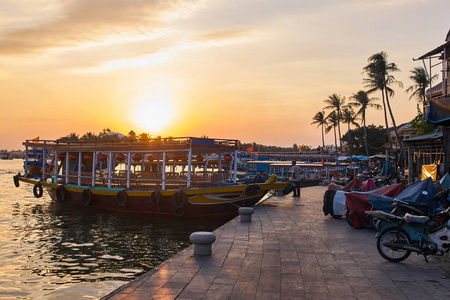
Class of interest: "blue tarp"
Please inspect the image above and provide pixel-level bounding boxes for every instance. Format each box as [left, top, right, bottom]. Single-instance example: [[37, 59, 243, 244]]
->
[[336, 156, 368, 162], [369, 177, 437, 213], [440, 173, 450, 190], [352, 156, 368, 161], [427, 97, 450, 126], [380, 159, 396, 177]]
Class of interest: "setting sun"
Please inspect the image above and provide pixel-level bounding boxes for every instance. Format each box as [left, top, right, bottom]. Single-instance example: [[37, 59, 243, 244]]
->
[[134, 98, 174, 132], [0, 0, 446, 151]]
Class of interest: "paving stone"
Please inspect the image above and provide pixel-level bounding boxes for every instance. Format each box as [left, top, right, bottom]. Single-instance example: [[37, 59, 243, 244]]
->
[[102, 186, 450, 300], [254, 290, 281, 299], [103, 294, 127, 300], [203, 283, 234, 300]]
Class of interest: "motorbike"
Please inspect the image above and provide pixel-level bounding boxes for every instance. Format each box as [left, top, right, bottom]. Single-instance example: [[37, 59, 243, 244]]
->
[[366, 199, 450, 263], [368, 187, 450, 230]]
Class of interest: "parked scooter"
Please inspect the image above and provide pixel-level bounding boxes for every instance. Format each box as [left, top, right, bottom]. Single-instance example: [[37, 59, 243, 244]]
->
[[366, 196, 450, 262], [368, 185, 450, 230]]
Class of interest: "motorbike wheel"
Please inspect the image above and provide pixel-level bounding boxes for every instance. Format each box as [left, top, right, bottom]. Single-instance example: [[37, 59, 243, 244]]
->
[[346, 210, 353, 227], [377, 228, 411, 262]]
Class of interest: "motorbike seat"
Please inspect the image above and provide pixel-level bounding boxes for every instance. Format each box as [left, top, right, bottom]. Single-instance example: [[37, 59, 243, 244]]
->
[[405, 213, 429, 223], [394, 201, 429, 215]]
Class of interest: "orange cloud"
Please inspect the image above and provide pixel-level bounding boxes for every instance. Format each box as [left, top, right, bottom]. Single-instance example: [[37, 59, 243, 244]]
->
[[172, 29, 255, 53], [0, 0, 207, 56], [71, 28, 254, 73]]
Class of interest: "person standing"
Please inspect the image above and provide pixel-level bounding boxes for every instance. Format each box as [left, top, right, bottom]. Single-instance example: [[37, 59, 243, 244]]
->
[[291, 160, 303, 197]]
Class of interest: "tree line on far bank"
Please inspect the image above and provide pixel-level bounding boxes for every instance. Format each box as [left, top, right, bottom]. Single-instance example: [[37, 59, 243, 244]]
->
[[312, 51, 438, 157]]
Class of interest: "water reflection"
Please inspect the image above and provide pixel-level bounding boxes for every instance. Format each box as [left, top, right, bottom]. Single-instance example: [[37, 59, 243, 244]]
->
[[18, 203, 231, 281], [0, 160, 232, 299]]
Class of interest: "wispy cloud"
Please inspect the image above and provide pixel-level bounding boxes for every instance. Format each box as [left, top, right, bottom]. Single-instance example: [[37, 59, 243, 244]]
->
[[0, 0, 208, 56], [183, 29, 253, 48], [71, 29, 254, 73], [340, 0, 426, 10]]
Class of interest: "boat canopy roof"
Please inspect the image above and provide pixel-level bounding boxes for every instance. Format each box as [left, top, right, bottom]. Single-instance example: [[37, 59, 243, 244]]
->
[[337, 155, 368, 162], [247, 161, 349, 168], [23, 137, 240, 153]]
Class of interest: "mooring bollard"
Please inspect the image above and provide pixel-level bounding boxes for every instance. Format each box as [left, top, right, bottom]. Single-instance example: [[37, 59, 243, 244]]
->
[[239, 207, 254, 222], [189, 231, 216, 256]]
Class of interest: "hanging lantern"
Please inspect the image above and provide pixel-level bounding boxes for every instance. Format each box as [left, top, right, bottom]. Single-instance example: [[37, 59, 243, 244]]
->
[[132, 153, 143, 162], [196, 155, 204, 162], [83, 154, 93, 161], [69, 153, 78, 161], [147, 154, 155, 162], [116, 153, 126, 162], [223, 154, 233, 162], [172, 153, 182, 161], [180, 155, 188, 162], [98, 153, 107, 162], [57, 153, 66, 161]]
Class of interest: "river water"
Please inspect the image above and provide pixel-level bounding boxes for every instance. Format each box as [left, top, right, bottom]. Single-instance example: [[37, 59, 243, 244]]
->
[[0, 160, 232, 299]]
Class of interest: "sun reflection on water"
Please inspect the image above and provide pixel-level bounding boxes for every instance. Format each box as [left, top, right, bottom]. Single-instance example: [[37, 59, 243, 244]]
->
[[0, 160, 231, 299]]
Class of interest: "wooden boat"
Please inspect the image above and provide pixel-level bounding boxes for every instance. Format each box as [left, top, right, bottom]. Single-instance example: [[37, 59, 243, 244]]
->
[[13, 137, 287, 218]]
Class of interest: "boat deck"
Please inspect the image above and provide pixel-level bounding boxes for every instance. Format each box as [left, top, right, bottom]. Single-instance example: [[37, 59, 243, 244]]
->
[[102, 186, 450, 299]]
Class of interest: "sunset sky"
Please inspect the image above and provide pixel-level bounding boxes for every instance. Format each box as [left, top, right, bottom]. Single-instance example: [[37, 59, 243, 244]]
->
[[1, 0, 449, 150]]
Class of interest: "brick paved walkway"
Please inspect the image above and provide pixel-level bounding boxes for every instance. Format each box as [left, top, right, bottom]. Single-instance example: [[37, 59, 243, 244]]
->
[[103, 186, 450, 299]]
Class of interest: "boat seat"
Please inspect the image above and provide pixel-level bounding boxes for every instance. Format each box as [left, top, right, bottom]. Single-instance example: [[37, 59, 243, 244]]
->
[[190, 171, 212, 187], [180, 171, 195, 180], [212, 171, 230, 186], [67, 171, 93, 185]]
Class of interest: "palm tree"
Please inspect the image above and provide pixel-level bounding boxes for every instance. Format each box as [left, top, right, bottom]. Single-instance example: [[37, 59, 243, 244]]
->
[[406, 66, 439, 104], [311, 111, 328, 149], [363, 51, 403, 156], [348, 91, 382, 156], [325, 111, 339, 152], [363, 68, 392, 152], [323, 94, 345, 151], [80, 132, 97, 141], [138, 132, 151, 141], [341, 107, 360, 153]]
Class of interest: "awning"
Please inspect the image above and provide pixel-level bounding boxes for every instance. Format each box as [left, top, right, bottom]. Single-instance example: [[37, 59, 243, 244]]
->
[[416, 41, 450, 60], [427, 97, 450, 126], [369, 154, 394, 160], [402, 131, 443, 143]]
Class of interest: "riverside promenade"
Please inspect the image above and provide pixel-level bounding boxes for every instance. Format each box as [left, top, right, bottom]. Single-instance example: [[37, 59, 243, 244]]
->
[[103, 186, 450, 299]]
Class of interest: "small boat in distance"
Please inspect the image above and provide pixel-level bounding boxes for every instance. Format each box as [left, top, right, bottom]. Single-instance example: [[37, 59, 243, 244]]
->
[[1, 153, 13, 160], [13, 137, 288, 218]]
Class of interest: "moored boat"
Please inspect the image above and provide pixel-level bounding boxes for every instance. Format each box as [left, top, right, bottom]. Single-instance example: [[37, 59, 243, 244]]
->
[[1, 153, 13, 160], [245, 160, 351, 186], [13, 137, 287, 218]]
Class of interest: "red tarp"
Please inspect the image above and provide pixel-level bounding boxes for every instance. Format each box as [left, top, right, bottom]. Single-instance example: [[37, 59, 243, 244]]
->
[[361, 179, 377, 192], [328, 178, 363, 192], [345, 183, 405, 228]]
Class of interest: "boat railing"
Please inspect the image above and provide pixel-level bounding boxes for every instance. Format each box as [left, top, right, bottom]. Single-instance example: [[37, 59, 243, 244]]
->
[[23, 137, 240, 190], [43, 167, 234, 189], [212, 171, 231, 186]]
